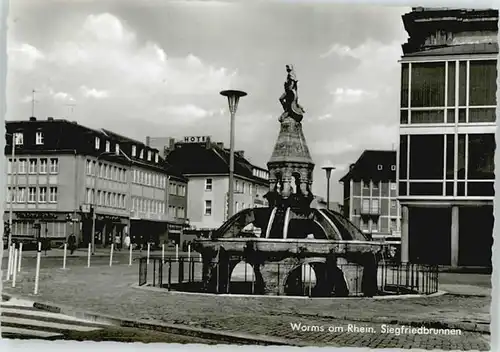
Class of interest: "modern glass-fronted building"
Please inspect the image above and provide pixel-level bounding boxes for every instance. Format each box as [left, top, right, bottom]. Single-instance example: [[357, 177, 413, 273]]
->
[[398, 8, 496, 267]]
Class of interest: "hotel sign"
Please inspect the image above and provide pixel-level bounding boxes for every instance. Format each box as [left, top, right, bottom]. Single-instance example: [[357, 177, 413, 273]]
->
[[183, 136, 211, 143]]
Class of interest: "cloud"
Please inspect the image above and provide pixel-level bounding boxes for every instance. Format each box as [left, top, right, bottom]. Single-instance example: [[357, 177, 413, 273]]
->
[[80, 86, 109, 99], [53, 91, 75, 101], [331, 87, 377, 104], [8, 13, 237, 125], [8, 43, 44, 71], [159, 104, 216, 124]]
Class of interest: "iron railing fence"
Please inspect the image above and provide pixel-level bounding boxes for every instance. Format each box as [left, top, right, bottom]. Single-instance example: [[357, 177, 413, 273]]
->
[[138, 255, 439, 297]]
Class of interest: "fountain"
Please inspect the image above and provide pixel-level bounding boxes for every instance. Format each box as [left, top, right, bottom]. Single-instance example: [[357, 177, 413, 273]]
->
[[194, 65, 386, 297]]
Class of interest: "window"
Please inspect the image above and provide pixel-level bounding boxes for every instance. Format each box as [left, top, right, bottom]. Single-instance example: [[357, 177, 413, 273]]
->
[[39, 159, 47, 174], [14, 132, 23, 145], [391, 219, 398, 232], [410, 62, 445, 107], [372, 181, 379, 190], [362, 199, 370, 213], [205, 178, 213, 191], [115, 143, 120, 155], [390, 183, 397, 191], [132, 145, 137, 157], [204, 200, 212, 216], [98, 191, 102, 205], [371, 218, 379, 232], [391, 200, 397, 208], [29, 159, 37, 174], [7, 159, 12, 174], [48, 187, 57, 203], [391, 165, 396, 171], [106, 193, 111, 206], [18, 159, 27, 174], [377, 164, 383, 171], [409, 135, 444, 180], [86, 188, 92, 204], [399, 135, 408, 179], [6, 188, 12, 203], [469, 60, 497, 106], [400, 63, 409, 108], [371, 199, 379, 213], [95, 137, 100, 150], [139, 149, 144, 159], [38, 187, 47, 203], [362, 181, 369, 190], [467, 134, 495, 180], [50, 159, 59, 173], [86, 160, 93, 175], [147, 150, 152, 161], [28, 187, 36, 203], [169, 205, 176, 218], [155, 153, 159, 163], [35, 131, 44, 145], [17, 187, 26, 203]]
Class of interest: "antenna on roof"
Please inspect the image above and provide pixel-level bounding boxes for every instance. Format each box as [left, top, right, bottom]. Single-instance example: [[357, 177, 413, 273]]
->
[[64, 103, 76, 119], [31, 89, 37, 117]]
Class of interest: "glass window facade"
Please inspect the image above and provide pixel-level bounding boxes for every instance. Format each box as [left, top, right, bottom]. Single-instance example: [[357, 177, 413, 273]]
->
[[400, 59, 497, 125], [399, 133, 494, 197]]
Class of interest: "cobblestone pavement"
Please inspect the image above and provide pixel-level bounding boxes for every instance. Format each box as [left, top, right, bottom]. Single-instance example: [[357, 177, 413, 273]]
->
[[2, 262, 491, 350]]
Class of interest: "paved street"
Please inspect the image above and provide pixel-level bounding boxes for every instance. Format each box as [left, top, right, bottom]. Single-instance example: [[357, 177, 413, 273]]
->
[[1, 257, 491, 350]]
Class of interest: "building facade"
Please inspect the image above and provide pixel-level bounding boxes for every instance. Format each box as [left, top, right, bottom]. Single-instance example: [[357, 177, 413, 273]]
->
[[398, 8, 496, 267], [340, 150, 401, 241], [165, 136, 269, 231], [4, 117, 187, 248]]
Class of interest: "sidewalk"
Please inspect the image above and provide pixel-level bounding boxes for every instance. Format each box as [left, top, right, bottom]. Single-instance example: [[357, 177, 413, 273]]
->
[[1, 263, 491, 350]]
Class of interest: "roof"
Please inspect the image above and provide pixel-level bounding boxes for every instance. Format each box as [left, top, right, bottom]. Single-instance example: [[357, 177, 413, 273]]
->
[[339, 150, 396, 183], [165, 142, 269, 185], [402, 8, 498, 56]]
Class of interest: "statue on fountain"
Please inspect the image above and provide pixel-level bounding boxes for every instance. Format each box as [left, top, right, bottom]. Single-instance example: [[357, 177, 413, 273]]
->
[[279, 64, 306, 123]]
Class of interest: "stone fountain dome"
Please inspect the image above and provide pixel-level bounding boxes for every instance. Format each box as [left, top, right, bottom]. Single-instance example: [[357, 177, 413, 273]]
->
[[212, 207, 370, 242]]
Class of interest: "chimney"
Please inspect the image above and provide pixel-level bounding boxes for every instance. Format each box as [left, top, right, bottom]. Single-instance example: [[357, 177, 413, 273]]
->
[[216, 142, 224, 149], [146, 136, 151, 147], [29, 117, 36, 122], [235, 150, 245, 158], [47, 117, 54, 121]]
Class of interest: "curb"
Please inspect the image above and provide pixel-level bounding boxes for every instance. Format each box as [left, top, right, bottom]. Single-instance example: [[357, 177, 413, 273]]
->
[[132, 282, 447, 301], [129, 286, 489, 335], [1, 293, 306, 346]]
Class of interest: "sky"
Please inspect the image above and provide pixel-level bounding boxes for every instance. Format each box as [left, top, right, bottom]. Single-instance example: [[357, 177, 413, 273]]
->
[[7, 0, 410, 202]]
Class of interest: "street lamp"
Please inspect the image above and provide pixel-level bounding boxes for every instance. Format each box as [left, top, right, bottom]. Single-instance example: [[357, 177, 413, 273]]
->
[[322, 163, 336, 210], [220, 89, 247, 218]]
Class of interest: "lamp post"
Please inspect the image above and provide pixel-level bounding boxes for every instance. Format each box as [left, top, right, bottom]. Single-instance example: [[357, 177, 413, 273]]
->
[[220, 89, 247, 218], [322, 164, 335, 210]]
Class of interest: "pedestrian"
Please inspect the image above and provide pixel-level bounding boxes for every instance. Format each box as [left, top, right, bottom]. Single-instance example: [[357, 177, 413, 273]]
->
[[68, 233, 76, 255], [115, 234, 121, 251], [124, 233, 131, 249]]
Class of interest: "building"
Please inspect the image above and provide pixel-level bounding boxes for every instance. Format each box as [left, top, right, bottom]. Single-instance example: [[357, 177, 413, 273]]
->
[[165, 136, 270, 231], [340, 150, 401, 242], [397, 8, 496, 267], [4, 117, 188, 248]]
